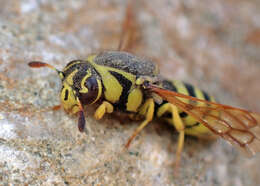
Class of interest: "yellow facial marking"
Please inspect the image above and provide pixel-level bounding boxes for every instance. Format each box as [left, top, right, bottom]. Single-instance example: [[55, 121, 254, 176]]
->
[[60, 81, 80, 114]]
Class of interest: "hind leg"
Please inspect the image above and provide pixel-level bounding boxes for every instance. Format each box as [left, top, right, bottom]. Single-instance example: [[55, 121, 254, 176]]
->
[[157, 103, 185, 173]]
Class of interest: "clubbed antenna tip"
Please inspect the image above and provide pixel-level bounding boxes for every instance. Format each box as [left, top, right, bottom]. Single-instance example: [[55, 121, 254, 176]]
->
[[28, 61, 64, 79], [28, 61, 57, 70]]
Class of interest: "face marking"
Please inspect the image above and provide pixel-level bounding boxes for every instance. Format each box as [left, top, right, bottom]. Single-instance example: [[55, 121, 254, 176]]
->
[[64, 89, 69, 101], [60, 81, 80, 114]]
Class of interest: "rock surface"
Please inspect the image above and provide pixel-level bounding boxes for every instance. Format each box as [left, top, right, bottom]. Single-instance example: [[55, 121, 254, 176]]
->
[[0, 0, 260, 185]]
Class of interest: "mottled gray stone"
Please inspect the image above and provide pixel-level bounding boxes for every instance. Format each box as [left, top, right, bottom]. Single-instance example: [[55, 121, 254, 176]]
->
[[0, 0, 260, 185]]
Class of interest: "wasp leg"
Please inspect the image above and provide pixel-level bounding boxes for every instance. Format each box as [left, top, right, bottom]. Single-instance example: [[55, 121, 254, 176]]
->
[[94, 101, 114, 120], [77, 100, 86, 132], [157, 103, 185, 174], [125, 98, 155, 148], [52, 105, 61, 111]]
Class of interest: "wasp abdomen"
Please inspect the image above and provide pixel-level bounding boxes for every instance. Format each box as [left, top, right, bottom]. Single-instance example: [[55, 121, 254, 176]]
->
[[155, 79, 214, 135]]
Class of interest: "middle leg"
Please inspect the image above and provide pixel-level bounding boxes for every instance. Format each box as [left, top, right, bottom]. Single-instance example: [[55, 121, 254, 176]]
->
[[125, 98, 155, 148]]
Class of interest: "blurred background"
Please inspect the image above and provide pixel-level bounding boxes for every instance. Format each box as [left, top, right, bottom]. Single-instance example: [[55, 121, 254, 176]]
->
[[0, 0, 260, 185]]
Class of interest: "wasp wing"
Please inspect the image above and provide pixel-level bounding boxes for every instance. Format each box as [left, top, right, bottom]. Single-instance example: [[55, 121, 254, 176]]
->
[[118, 1, 141, 52], [148, 84, 260, 156]]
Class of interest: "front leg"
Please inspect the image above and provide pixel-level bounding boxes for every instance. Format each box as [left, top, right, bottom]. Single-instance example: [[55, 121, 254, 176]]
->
[[94, 101, 114, 120]]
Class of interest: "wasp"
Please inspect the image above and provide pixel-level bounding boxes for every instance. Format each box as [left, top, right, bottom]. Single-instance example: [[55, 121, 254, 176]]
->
[[28, 2, 260, 171], [28, 50, 260, 168]]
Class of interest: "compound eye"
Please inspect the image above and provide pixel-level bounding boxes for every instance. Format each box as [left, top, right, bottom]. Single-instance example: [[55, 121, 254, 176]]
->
[[85, 76, 98, 92], [80, 76, 99, 104]]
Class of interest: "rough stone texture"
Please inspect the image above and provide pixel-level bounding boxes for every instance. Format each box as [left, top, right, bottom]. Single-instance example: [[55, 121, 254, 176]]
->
[[0, 0, 260, 185]]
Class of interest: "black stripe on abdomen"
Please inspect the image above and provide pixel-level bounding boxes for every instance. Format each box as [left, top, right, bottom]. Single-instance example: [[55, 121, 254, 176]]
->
[[202, 90, 210, 101], [183, 83, 196, 97], [108, 71, 132, 110], [185, 122, 200, 129], [162, 80, 177, 92], [161, 111, 188, 119]]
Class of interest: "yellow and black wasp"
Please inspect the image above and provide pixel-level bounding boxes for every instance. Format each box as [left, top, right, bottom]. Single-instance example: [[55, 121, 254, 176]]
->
[[28, 1, 260, 171], [28, 50, 260, 168]]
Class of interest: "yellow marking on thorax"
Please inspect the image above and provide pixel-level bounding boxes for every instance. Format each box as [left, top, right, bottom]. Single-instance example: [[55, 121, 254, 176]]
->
[[126, 88, 143, 112], [91, 66, 122, 103], [88, 57, 136, 103]]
